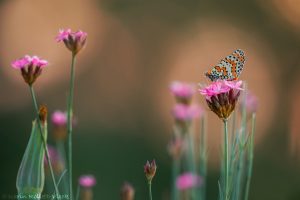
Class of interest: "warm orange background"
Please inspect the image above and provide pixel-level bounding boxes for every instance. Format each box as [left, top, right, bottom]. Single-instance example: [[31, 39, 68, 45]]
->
[[1, 0, 300, 199]]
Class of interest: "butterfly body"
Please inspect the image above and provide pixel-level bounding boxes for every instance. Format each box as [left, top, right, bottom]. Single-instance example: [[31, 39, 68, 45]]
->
[[205, 49, 245, 82]]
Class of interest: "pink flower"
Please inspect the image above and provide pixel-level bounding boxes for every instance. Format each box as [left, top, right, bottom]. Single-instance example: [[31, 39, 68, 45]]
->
[[79, 175, 96, 188], [199, 81, 231, 98], [241, 92, 258, 114], [199, 80, 243, 121], [176, 172, 202, 190], [172, 104, 203, 121], [224, 80, 243, 90], [56, 29, 72, 42], [170, 81, 195, 104], [51, 111, 67, 126], [11, 55, 48, 85], [11, 55, 48, 69], [56, 28, 87, 55]]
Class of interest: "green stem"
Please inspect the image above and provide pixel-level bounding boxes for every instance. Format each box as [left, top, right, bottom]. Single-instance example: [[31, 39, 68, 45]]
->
[[244, 113, 256, 200], [56, 141, 69, 194], [29, 86, 61, 200], [148, 181, 153, 200], [75, 184, 80, 200], [199, 116, 207, 200], [67, 53, 76, 200], [171, 159, 180, 200], [186, 126, 197, 200], [224, 120, 229, 200]]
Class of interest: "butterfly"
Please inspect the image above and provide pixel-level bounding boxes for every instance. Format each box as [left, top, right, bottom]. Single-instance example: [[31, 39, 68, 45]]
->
[[205, 49, 245, 82]]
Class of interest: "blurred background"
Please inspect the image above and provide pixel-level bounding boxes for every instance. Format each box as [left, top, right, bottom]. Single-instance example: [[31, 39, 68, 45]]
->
[[1, 0, 300, 199]]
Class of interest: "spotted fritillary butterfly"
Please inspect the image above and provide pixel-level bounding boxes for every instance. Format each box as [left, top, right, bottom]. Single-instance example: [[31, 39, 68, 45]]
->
[[205, 49, 245, 82]]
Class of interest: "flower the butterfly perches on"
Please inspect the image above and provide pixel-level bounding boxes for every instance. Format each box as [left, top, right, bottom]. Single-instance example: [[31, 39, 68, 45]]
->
[[199, 80, 243, 121], [205, 49, 245, 82]]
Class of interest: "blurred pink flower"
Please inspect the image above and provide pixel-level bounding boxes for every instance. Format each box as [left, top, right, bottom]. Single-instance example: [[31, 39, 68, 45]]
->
[[241, 92, 258, 114], [120, 182, 135, 200], [51, 110, 67, 126], [176, 172, 202, 190], [45, 145, 59, 164], [172, 104, 203, 121], [44, 145, 64, 174], [79, 175, 96, 188], [170, 81, 195, 104], [56, 28, 87, 55], [11, 55, 48, 85]]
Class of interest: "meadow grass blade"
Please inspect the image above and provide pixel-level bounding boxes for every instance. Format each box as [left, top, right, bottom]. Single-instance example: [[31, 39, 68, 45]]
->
[[199, 116, 207, 200], [244, 113, 256, 200]]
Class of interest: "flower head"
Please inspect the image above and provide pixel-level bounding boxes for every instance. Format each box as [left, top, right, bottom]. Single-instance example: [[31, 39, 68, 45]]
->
[[11, 55, 48, 85], [120, 182, 135, 200], [144, 160, 157, 183], [79, 175, 96, 188], [199, 80, 243, 121], [172, 104, 203, 122], [51, 111, 67, 126], [51, 111, 68, 141], [170, 81, 196, 104], [56, 28, 87, 55], [176, 172, 202, 191]]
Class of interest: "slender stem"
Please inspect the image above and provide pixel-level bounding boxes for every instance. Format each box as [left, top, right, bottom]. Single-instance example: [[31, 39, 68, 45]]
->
[[56, 141, 69, 194], [244, 113, 256, 200], [75, 184, 80, 200], [148, 181, 153, 200], [67, 53, 76, 200], [29, 86, 61, 200], [224, 120, 229, 200], [186, 126, 197, 199], [199, 116, 207, 200], [171, 159, 180, 200]]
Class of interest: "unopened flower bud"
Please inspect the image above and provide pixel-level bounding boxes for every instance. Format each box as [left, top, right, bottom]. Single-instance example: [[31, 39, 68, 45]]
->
[[120, 182, 135, 200], [39, 105, 48, 125], [144, 160, 157, 183]]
